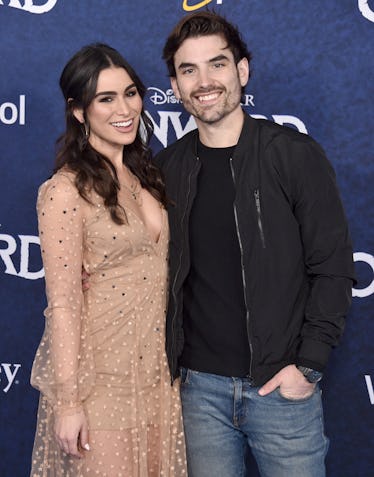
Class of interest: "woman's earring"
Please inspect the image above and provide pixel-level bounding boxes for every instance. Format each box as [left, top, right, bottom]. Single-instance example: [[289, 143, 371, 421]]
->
[[84, 122, 90, 138], [80, 121, 89, 150]]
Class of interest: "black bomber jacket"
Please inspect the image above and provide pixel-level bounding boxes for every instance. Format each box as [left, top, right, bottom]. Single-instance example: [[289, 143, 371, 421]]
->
[[154, 113, 355, 386]]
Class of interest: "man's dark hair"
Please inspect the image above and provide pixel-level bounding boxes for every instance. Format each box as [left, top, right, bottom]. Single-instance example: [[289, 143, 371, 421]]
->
[[163, 10, 252, 79]]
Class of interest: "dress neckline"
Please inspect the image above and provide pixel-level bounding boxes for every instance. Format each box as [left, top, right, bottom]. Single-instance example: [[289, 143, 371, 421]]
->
[[126, 205, 166, 247]]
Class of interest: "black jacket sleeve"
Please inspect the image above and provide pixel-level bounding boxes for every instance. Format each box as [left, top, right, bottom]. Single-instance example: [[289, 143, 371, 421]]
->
[[285, 138, 355, 370]]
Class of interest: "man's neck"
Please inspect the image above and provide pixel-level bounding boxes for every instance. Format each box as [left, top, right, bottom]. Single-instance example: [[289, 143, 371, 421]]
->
[[196, 108, 244, 148]]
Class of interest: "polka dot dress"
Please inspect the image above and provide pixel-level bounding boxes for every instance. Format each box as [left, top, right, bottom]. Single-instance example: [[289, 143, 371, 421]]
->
[[30, 171, 187, 476]]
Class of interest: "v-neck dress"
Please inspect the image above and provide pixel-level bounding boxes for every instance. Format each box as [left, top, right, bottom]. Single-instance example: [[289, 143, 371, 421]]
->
[[30, 171, 186, 476]]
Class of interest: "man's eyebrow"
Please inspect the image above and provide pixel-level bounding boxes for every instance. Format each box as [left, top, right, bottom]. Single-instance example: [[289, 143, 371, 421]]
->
[[177, 54, 230, 71], [208, 54, 230, 63], [177, 62, 196, 71]]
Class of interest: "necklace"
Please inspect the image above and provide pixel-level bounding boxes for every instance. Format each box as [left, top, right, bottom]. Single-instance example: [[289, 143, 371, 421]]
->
[[122, 173, 143, 205]]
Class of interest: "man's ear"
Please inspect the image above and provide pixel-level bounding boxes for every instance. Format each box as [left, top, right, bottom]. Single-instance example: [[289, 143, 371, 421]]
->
[[237, 58, 249, 87], [170, 77, 181, 100]]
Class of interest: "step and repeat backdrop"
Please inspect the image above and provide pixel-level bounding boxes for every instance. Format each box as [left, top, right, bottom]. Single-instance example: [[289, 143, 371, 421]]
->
[[0, 1, 373, 476]]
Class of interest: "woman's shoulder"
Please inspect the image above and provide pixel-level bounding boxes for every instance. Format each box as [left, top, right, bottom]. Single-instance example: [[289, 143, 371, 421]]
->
[[37, 169, 81, 206]]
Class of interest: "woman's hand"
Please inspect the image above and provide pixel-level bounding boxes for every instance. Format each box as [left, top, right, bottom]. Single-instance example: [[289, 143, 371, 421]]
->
[[54, 409, 90, 458]]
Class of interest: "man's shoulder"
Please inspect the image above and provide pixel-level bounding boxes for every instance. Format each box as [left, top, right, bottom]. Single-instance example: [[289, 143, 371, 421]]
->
[[253, 116, 319, 150], [154, 128, 197, 166], [250, 117, 332, 186]]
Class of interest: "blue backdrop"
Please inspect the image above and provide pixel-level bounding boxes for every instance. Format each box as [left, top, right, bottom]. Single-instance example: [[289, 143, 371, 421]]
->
[[0, 1, 373, 476]]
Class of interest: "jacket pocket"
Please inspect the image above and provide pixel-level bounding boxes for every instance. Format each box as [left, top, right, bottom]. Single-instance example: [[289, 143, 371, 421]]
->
[[254, 189, 266, 248]]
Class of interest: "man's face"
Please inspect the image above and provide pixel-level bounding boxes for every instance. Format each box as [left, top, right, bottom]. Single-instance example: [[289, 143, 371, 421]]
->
[[171, 34, 248, 125]]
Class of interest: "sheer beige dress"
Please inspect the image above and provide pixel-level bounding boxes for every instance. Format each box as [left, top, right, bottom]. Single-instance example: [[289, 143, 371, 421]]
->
[[30, 171, 187, 476]]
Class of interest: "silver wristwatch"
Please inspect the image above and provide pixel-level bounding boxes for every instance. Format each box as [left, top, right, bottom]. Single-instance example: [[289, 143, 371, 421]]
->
[[297, 366, 323, 383]]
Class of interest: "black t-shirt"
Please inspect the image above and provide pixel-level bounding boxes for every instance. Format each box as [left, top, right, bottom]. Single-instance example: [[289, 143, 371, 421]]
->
[[180, 140, 251, 377]]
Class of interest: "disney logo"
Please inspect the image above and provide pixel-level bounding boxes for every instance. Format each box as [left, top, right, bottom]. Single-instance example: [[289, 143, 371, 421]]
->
[[147, 87, 182, 105]]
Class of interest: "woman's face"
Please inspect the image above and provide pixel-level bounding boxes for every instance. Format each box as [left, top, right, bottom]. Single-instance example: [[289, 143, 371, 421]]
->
[[76, 66, 143, 158]]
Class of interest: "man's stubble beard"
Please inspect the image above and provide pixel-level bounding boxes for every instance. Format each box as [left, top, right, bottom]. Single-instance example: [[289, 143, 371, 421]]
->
[[180, 78, 242, 125]]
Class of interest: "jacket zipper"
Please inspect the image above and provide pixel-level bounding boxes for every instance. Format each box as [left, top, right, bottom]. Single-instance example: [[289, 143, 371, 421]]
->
[[229, 158, 254, 381], [254, 189, 266, 248], [170, 159, 199, 383]]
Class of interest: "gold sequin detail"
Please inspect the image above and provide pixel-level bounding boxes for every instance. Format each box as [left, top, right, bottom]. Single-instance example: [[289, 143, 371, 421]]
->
[[30, 171, 186, 476]]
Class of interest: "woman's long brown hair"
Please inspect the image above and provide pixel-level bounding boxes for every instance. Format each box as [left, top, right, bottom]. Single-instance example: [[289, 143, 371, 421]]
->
[[55, 43, 167, 224]]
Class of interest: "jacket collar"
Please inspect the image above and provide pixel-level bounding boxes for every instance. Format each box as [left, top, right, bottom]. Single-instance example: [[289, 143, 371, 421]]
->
[[185, 111, 262, 188], [232, 112, 262, 190], [189, 111, 260, 157]]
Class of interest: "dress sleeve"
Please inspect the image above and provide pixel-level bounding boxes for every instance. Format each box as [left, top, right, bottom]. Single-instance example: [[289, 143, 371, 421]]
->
[[31, 172, 86, 416]]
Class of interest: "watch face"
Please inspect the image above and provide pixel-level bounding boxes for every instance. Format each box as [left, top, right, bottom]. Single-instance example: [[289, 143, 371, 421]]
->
[[297, 366, 323, 383], [306, 370, 323, 383]]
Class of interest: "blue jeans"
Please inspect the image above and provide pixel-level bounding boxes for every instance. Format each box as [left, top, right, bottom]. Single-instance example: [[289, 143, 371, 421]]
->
[[180, 368, 329, 477]]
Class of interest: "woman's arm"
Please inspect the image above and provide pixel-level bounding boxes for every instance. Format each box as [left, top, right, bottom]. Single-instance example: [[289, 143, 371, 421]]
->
[[32, 172, 89, 457]]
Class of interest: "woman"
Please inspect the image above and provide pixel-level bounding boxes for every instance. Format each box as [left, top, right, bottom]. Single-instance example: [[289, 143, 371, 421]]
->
[[30, 43, 186, 476]]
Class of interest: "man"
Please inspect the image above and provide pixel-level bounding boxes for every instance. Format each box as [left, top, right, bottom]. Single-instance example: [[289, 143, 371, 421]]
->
[[155, 10, 355, 477]]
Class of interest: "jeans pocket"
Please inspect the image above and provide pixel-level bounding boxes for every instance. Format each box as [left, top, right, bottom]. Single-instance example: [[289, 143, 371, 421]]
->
[[276, 384, 318, 403], [179, 366, 189, 385], [179, 367, 200, 385]]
